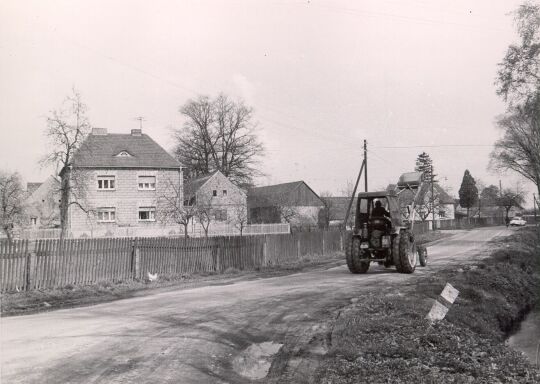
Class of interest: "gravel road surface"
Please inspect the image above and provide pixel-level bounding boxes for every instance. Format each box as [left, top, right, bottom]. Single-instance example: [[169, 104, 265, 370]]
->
[[0, 226, 511, 383]]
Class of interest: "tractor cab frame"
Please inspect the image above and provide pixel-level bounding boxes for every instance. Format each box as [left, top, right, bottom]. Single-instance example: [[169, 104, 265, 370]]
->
[[345, 172, 428, 274]]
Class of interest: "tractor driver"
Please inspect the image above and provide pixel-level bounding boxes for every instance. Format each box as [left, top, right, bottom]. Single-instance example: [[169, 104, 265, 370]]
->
[[372, 200, 391, 220]]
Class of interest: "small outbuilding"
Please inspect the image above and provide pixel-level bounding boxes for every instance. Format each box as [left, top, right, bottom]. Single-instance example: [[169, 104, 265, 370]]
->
[[248, 181, 324, 226]]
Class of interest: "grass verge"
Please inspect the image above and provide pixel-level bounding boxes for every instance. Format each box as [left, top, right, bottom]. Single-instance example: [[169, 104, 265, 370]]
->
[[315, 227, 540, 383]]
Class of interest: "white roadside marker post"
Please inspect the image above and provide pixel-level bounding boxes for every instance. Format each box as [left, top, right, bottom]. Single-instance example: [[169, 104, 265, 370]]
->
[[426, 283, 460, 323]]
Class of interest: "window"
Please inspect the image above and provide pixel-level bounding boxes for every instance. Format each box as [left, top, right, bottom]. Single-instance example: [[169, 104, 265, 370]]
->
[[97, 208, 116, 222], [138, 207, 156, 221], [212, 190, 217, 197], [138, 176, 156, 190], [214, 209, 227, 221], [222, 190, 227, 196], [30, 217, 37, 226], [97, 176, 115, 190], [115, 151, 132, 157]]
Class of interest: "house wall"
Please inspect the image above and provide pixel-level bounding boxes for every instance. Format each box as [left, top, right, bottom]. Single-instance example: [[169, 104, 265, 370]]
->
[[25, 178, 61, 228], [195, 173, 246, 222], [249, 206, 281, 224], [436, 203, 455, 220], [288, 185, 324, 206], [289, 206, 321, 226], [68, 168, 182, 237], [249, 205, 322, 225]]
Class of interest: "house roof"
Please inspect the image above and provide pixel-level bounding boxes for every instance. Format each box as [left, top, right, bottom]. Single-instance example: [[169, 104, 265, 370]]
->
[[183, 171, 219, 198], [26, 182, 43, 195], [25, 176, 60, 204], [71, 132, 181, 169], [248, 181, 323, 208], [394, 183, 454, 206]]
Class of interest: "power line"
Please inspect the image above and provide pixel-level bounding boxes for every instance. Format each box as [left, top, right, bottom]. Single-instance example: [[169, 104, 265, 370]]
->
[[374, 144, 494, 149]]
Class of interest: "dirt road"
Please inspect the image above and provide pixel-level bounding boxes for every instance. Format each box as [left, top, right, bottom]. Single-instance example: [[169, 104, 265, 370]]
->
[[0, 227, 511, 383]]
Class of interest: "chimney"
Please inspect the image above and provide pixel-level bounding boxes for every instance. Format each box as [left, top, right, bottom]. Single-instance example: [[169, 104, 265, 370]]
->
[[91, 128, 108, 135], [131, 129, 142, 136]]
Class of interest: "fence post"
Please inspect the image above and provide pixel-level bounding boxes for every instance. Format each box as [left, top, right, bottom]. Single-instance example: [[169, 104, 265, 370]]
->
[[26, 240, 36, 291], [216, 238, 221, 272], [263, 235, 267, 267], [131, 239, 140, 279], [135, 246, 140, 279], [297, 235, 301, 260]]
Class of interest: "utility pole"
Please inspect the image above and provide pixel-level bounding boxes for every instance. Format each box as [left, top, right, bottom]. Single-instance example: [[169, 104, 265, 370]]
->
[[431, 164, 436, 230], [364, 140, 368, 192], [499, 180, 503, 222], [343, 138, 368, 228], [534, 193, 538, 226]]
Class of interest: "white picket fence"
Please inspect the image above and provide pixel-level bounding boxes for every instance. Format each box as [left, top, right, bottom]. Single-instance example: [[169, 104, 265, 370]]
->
[[13, 223, 290, 239], [188, 222, 290, 237]]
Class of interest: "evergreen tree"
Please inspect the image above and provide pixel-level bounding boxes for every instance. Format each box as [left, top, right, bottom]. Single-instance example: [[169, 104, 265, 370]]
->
[[458, 170, 478, 217], [415, 152, 437, 181]]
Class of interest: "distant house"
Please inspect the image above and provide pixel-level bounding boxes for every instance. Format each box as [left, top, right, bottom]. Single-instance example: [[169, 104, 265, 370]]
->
[[455, 202, 519, 219], [389, 182, 455, 221], [183, 170, 247, 222], [248, 181, 324, 226], [24, 176, 61, 228], [64, 128, 183, 237]]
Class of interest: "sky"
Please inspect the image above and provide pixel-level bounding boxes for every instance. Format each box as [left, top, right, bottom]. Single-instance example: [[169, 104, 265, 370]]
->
[[0, 0, 536, 206]]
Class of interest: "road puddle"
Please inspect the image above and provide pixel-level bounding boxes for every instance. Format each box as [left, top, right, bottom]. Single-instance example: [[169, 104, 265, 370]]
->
[[232, 341, 283, 380]]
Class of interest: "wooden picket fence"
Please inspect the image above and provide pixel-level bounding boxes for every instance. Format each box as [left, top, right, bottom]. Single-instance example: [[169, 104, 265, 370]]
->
[[0, 231, 346, 292], [0, 240, 29, 292]]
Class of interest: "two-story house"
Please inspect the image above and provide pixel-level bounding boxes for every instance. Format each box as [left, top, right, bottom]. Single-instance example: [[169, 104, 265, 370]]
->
[[65, 128, 183, 237]]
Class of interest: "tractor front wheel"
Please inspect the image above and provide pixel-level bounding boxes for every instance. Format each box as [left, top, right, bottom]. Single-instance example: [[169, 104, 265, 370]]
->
[[397, 231, 416, 274], [346, 236, 370, 274], [418, 246, 428, 267]]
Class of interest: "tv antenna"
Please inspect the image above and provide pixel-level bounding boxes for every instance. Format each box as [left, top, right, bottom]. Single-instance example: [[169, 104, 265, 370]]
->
[[134, 116, 146, 129]]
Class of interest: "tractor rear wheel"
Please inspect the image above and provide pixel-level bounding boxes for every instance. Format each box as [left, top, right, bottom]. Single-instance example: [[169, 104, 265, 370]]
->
[[397, 231, 416, 274], [346, 236, 370, 274]]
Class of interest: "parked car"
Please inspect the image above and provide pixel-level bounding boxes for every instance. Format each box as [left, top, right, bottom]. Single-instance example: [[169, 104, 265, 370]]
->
[[509, 217, 527, 226]]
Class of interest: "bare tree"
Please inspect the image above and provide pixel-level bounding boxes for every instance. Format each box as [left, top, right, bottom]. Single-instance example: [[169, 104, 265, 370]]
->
[[174, 93, 264, 186], [174, 95, 215, 179], [42, 89, 91, 239], [194, 196, 213, 237], [228, 205, 249, 236], [490, 99, 540, 199], [496, 1, 540, 105], [157, 180, 195, 237], [414, 188, 445, 222], [0, 172, 25, 242], [318, 191, 335, 229], [341, 180, 355, 198], [497, 188, 526, 220], [277, 204, 298, 225]]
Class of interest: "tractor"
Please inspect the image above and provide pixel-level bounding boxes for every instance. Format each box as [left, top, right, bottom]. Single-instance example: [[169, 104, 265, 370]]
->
[[345, 172, 428, 274]]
